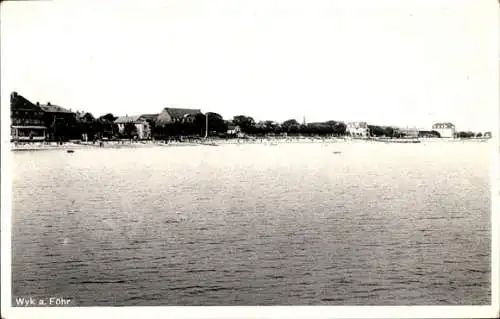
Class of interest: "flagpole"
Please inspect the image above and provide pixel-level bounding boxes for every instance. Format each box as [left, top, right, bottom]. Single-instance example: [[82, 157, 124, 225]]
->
[[205, 112, 208, 138]]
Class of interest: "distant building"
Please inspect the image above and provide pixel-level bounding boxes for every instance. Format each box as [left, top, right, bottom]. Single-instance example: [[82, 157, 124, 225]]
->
[[115, 115, 151, 139], [432, 122, 456, 138], [156, 107, 202, 126], [10, 92, 47, 141], [346, 122, 369, 137], [227, 124, 241, 135]]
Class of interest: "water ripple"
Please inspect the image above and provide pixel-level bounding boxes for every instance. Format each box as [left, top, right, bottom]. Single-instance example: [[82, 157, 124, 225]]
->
[[11, 143, 491, 306]]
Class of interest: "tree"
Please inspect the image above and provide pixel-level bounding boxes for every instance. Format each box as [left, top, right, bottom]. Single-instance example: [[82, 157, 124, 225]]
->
[[206, 112, 228, 135], [431, 130, 440, 138], [81, 112, 96, 122], [325, 121, 347, 136], [232, 115, 256, 134], [193, 113, 207, 136], [382, 126, 394, 137], [476, 132, 482, 138], [99, 113, 117, 123], [263, 121, 275, 130], [188, 112, 227, 137], [457, 131, 475, 139], [76, 112, 97, 140], [146, 119, 157, 139], [96, 114, 118, 139], [368, 125, 383, 137], [419, 130, 440, 138], [281, 119, 299, 130], [281, 119, 300, 134], [253, 120, 278, 135], [123, 123, 138, 138], [51, 118, 70, 142], [300, 123, 330, 135]]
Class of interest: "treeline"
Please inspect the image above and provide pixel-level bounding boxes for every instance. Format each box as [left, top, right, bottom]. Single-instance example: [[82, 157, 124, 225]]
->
[[455, 131, 491, 139], [72, 112, 120, 141], [63, 112, 227, 141], [230, 117, 347, 136], [37, 109, 494, 141], [72, 112, 351, 140]]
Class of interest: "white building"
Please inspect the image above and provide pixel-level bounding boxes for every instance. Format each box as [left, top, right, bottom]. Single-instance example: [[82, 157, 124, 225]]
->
[[346, 122, 370, 137], [227, 124, 241, 135], [432, 122, 456, 138], [115, 115, 151, 139]]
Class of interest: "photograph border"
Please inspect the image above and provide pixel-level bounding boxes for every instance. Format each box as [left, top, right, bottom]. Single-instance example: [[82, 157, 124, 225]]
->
[[1, 1, 499, 318]]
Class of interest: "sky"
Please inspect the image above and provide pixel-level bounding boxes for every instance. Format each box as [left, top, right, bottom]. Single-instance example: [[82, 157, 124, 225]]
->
[[1, 0, 498, 131]]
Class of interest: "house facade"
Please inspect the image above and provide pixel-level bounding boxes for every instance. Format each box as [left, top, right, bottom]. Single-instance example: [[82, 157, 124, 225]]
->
[[227, 124, 241, 136], [432, 122, 456, 138], [115, 115, 151, 139], [346, 122, 369, 137], [41, 102, 77, 141], [10, 92, 47, 141]]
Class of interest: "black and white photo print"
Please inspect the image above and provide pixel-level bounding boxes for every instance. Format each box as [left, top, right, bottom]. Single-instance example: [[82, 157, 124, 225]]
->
[[1, 1, 498, 319]]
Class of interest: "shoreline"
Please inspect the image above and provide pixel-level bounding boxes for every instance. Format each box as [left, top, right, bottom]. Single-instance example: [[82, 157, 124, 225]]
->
[[10, 137, 491, 151]]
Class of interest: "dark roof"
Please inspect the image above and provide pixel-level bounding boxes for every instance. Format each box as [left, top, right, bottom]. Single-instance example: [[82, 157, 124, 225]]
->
[[10, 92, 40, 111], [40, 104, 73, 113], [163, 107, 201, 119]]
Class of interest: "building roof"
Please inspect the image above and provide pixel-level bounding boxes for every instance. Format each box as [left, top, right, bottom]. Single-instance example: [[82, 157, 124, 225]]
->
[[115, 115, 147, 124], [347, 122, 368, 128], [162, 107, 201, 119], [433, 122, 455, 128], [40, 104, 73, 113], [140, 114, 159, 121], [10, 92, 41, 111]]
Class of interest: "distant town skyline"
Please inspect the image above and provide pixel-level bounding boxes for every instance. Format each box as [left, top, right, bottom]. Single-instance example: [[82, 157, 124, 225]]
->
[[1, 0, 498, 132]]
